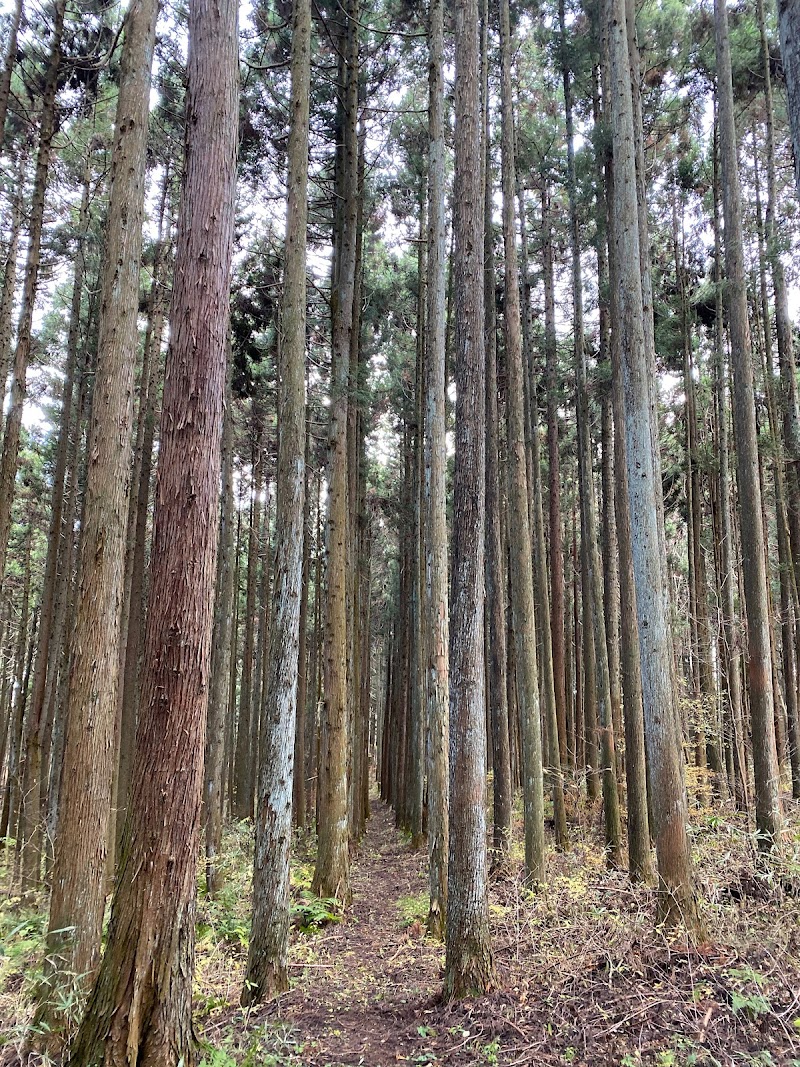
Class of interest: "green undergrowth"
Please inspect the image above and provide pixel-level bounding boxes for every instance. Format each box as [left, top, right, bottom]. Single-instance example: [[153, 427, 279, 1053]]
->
[[397, 891, 428, 930], [0, 895, 45, 1046], [199, 1021, 306, 1067], [196, 821, 341, 955]]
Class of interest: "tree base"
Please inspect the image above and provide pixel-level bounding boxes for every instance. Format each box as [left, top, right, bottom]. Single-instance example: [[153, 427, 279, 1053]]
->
[[656, 879, 704, 941], [443, 948, 497, 1001], [241, 963, 289, 1008]]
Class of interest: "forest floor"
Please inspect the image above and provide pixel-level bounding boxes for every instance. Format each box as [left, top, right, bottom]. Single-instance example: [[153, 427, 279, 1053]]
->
[[1, 787, 800, 1066]]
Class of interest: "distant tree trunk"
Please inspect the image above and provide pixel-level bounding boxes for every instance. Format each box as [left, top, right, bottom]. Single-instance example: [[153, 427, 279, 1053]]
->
[[606, 0, 701, 933], [778, 0, 800, 199], [603, 150, 653, 884], [206, 376, 236, 897], [243, 0, 309, 999], [572, 511, 584, 778], [39, 157, 95, 881], [23, 149, 92, 885], [0, 156, 25, 398], [541, 185, 568, 772], [444, 0, 496, 1000], [36, 0, 160, 1023], [561, 0, 601, 808], [0, 0, 65, 585], [498, 0, 545, 885], [710, 117, 748, 811], [251, 486, 272, 804], [306, 471, 322, 822], [224, 508, 243, 815], [575, 239, 622, 862], [68, 0, 237, 1055], [293, 417, 312, 828], [423, 0, 450, 937], [233, 410, 263, 820], [354, 486, 371, 835], [114, 169, 171, 860], [517, 183, 568, 851], [483, 65, 511, 867], [0, 529, 32, 851], [313, 0, 358, 902], [408, 187, 426, 849], [715, 0, 783, 850], [0, 0, 23, 150]]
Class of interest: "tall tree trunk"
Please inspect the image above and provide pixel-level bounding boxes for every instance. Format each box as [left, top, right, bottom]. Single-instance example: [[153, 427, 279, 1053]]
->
[[517, 183, 568, 851], [313, 0, 358, 902], [293, 415, 312, 827], [423, 0, 450, 935], [114, 169, 172, 856], [542, 185, 568, 772], [715, 0, 783, 850], [69, 0, 237, 1055], [710, 115, 748, 811], [0, 529, 31, 851], [24, 149, 92, 889], [407, 186, 426, 849], [498, 0, 545, 885], [37, 0, 160, 1020], [251, 485, 271, 809], [244, 0, 309, 998], [605, 0, 701, 933], [483, 52, 511, 868], [603, 143, 653, 883], [445, 0, 496, 1001]]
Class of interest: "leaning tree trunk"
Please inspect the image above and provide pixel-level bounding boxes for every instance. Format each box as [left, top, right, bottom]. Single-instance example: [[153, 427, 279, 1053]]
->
[[243, 0, 310, 1002], [68, 0, 237, 1058], [715, 0, 783, 850], [444, 0, 496, 1001]]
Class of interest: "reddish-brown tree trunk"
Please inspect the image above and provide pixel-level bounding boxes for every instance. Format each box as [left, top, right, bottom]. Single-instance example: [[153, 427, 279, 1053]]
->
[[68, 0, 237, 1055]]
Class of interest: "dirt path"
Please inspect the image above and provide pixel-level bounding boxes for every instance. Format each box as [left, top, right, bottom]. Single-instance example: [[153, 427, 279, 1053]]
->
[[257, 799, 444, 1066]]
